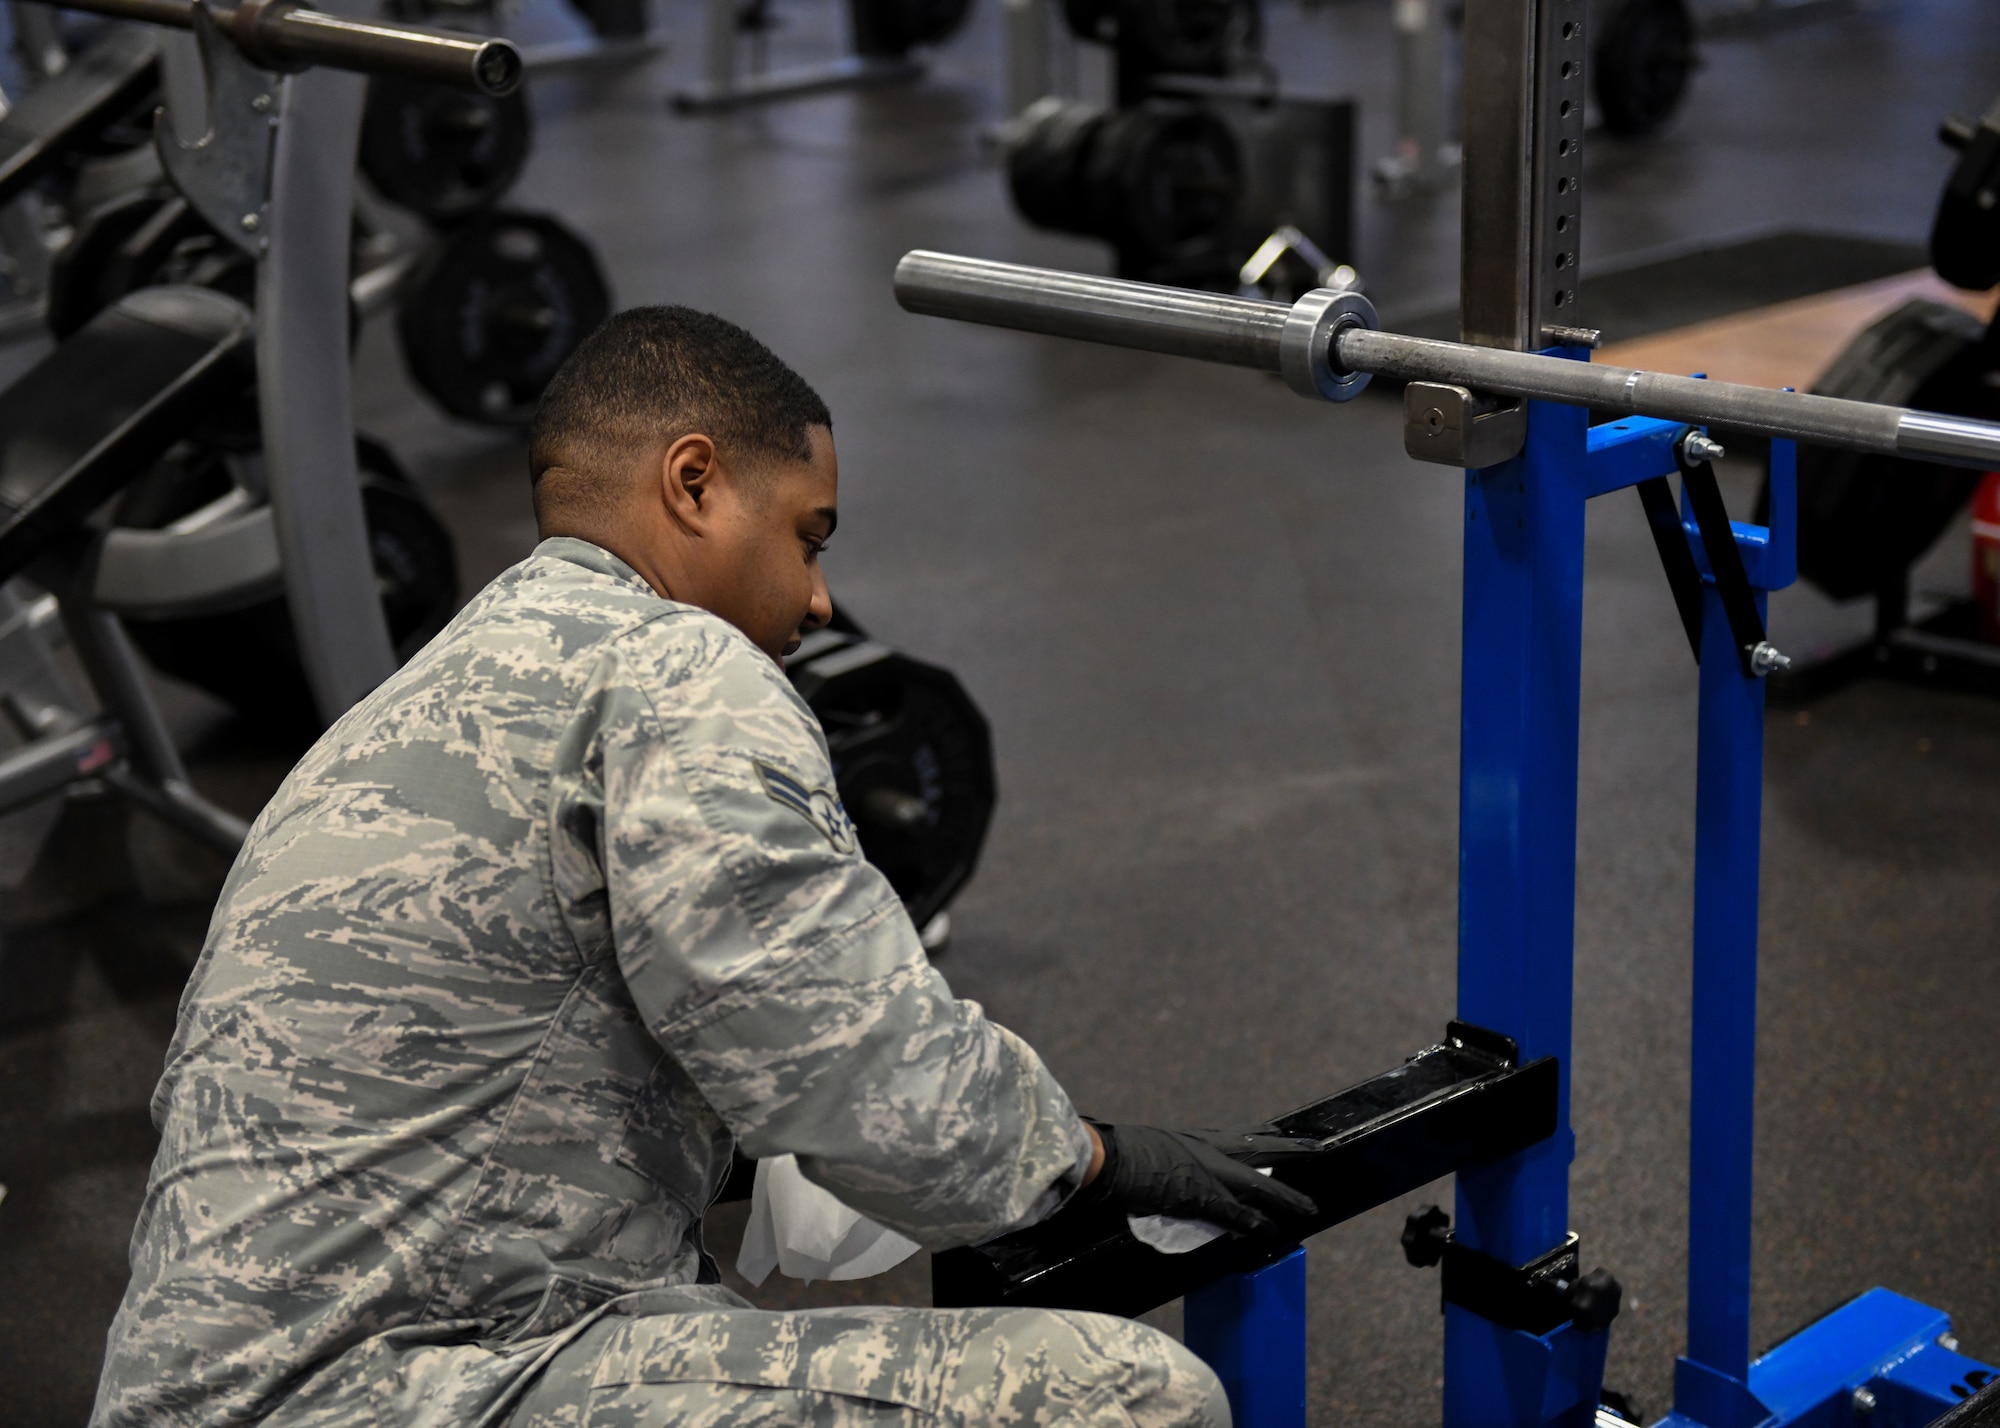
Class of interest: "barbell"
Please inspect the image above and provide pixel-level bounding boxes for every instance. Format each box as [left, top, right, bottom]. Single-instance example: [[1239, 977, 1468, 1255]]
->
[[18, 0, 521, 95], [892, 250, 2000, 471]]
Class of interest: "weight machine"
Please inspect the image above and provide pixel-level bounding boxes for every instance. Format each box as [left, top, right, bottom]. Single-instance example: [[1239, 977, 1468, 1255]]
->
[[0, 0, 1000, 959], [0, 1, 517, 848], [890, 0, 2000, 1424]]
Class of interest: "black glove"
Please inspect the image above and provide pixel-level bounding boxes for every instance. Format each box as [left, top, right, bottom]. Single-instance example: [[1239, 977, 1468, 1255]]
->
[[1068, 1121, 1319, 1242]]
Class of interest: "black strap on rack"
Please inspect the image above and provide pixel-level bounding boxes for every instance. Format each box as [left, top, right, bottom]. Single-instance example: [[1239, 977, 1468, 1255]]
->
[[1637, 474, 1704, 664], [1637, 433, 1772, 678]]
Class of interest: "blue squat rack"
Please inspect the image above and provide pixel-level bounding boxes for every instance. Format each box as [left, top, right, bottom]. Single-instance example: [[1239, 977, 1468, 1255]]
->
[[898, 1, 2000, 1422], [1176, 399, 1996, 1428], [900, 321, 2000, 1428]]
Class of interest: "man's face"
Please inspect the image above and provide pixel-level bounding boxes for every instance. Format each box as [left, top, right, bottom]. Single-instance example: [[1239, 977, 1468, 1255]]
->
[[697, 425, 838, 662]]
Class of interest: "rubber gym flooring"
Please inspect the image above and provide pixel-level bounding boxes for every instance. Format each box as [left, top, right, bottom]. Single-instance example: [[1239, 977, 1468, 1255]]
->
[[3, 0, 1999, 1422]]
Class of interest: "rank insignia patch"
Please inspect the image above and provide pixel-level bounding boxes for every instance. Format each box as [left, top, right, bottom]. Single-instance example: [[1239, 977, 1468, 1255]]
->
[[754, 760, 859, 854]]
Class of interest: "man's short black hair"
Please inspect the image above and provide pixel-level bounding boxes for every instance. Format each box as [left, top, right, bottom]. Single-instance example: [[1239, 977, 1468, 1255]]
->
[[528, 306, 831, 511]]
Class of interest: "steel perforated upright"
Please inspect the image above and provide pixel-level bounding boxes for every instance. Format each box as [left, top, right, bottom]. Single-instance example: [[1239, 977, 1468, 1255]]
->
[[1447, 0, 1602, 1421]]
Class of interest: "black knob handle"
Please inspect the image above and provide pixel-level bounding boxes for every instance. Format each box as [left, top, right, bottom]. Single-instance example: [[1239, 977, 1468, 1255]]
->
[[1400, 1204, 1451, 1268], [1568, 1267, 1624, 1334]]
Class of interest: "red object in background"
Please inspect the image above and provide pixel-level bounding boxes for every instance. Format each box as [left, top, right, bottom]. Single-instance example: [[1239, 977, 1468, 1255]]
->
[[1974, 471, 2000, 644]]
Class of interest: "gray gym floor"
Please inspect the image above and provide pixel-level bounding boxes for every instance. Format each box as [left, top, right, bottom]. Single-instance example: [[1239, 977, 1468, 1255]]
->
[[3, 0, 1999, 1422]]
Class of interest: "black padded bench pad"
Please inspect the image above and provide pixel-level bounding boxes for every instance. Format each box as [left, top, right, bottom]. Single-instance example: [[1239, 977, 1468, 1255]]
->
[[0, 28, 160, 210], [0, 285, 253, 585]]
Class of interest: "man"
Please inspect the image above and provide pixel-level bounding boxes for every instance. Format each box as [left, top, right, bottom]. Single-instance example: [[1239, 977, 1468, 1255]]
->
[[93, 307, 1314, 1428]]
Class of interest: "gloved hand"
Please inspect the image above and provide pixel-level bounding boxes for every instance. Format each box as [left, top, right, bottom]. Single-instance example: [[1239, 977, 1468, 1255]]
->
[[1067, 1121, 1319, 1242]]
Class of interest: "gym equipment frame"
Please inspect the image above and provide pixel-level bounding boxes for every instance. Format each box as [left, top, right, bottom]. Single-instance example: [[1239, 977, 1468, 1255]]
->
[[48, 0, 516, 728], [0, 2, 521, 844], [891, 0, 2000, 1425]]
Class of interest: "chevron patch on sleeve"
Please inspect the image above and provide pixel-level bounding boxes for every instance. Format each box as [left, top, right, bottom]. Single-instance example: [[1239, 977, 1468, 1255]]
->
[[754, 759, 859, 855]]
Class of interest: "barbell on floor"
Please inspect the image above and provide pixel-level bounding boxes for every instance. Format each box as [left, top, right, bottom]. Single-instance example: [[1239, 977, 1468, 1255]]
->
[[891, 250, 2000, 472]]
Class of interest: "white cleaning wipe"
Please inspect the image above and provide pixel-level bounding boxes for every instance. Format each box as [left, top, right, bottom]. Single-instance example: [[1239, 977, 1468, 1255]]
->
[[1125, 1166, 1276, 1255], [1128, 1213, 1229, 1254], [735, 1155, 922, 1286]]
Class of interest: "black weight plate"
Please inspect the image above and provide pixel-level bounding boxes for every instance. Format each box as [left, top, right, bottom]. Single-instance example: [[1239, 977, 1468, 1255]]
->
[[851, 0, 973, 53], [1593, 0, 1696, 139], [122, 437, 461, 736], [1007, 99, 1109, 234], [1782, 298, 1992, 600], [360, 77, 532, 226], [788, 637, 996, 930], [1084, 103, 1242, 264], [398, 211, 613, 427]]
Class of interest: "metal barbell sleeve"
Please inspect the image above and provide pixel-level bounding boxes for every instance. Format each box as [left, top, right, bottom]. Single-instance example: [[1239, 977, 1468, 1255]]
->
[[24, 0, 521, 94], [893, 250, 2000, 471]]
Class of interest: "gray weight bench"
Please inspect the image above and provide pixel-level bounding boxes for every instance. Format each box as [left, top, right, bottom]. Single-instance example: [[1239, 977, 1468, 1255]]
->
[[0, 284, 257, 852], [0, 27, 160, 209]]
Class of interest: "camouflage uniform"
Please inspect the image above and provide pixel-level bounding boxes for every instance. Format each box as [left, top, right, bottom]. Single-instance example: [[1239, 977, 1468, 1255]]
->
[[91, 538, 1227, 1428]]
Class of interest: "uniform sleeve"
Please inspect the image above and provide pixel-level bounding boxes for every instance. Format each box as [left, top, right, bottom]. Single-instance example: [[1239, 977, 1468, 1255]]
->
[[595, 616, 1092, 1249]]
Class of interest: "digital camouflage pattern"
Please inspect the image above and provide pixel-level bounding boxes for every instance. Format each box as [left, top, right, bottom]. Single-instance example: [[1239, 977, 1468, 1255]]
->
[[91, 538, 1146, 1428], [509, 1298, 1232, 1427]]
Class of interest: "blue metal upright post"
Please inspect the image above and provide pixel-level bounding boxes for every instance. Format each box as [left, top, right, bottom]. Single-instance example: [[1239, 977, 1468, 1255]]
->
[[1672, 440, 1795, 1428], [1448, 391, 1596, 1428], [1185, 1249, 1308, 1428]]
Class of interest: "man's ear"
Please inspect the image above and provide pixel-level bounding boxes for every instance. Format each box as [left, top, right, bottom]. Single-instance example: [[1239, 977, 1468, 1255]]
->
[[659, 433, 720, 532]]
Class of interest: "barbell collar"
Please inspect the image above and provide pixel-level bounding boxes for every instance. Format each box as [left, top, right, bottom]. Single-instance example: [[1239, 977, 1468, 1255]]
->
[[895, 251, 2000, 471], [19, 0, 521, 94], [1280, 287, 1377, 402]]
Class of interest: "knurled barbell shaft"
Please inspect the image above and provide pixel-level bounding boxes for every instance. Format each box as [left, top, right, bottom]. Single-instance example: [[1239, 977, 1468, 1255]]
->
[[21, 0, 521, 95], [893, 251, 2000, 471], [895, 251, 1291, 370]]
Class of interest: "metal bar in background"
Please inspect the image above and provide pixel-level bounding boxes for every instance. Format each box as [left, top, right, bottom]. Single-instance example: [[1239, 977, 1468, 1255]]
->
[[1374, 0, 1457, 197], [16, 0, 521, 93], [890, 252, 2000, 471]]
